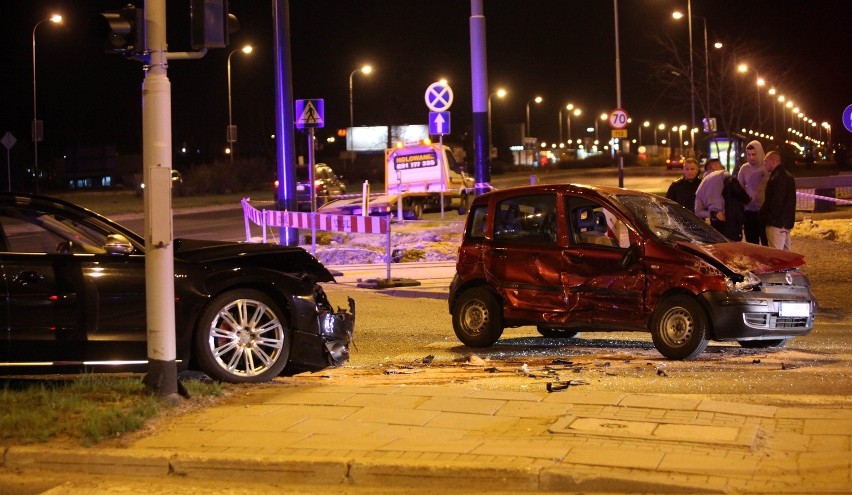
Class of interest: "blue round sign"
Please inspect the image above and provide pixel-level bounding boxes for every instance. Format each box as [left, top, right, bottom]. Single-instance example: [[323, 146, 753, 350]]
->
[[425, 82, 453, 112], [843, 104, 852, 133]]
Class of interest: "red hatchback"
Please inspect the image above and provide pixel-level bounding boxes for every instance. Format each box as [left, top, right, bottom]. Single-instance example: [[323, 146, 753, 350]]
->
[[448, 184, 816, 360]]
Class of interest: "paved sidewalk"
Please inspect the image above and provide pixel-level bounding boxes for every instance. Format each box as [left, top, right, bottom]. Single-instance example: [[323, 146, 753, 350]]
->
[[4, 384, 851, 493]]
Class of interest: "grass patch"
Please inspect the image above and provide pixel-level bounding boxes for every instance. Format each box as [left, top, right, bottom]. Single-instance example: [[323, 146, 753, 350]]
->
[[0, 376, 223, 446]]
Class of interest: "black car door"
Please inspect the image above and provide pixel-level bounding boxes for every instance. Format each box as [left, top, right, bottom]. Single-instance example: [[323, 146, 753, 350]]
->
[[0, 206, 148, 365]]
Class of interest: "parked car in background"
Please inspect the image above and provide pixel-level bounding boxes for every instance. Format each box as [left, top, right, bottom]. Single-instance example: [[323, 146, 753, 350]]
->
[[665, 155, 684, 169], [449, 184, 816, 360], [0, 193, 355, 383], [295, 163, 347, 211]]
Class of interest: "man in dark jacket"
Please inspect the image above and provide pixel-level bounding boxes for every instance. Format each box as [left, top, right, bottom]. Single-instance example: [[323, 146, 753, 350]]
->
[[721, 174, 750, 241], [759, 151, 796, 251], [666, 158, 700, 211]]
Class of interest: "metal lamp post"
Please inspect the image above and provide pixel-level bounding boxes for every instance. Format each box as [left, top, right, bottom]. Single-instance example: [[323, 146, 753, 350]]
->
[[487, 89, 507, 155], [226, 45, 252, 163], [348, 64, 372, 128], [32, 14, 62, 194], [567, 106, 581, 147], [525, 96, 542, 138]]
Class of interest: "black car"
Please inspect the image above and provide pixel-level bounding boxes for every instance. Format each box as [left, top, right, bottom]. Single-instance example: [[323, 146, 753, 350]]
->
[[0, 193, 355, 383]]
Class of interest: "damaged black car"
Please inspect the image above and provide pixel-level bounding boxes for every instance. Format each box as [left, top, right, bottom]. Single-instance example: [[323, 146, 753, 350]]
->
[[0, 193, 355, 383]]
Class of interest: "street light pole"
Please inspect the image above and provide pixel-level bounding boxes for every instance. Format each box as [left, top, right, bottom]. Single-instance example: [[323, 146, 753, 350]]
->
[[525, 96, 542, 138], [487, 89, 506, 156], [32, 14, 62, 194], [348, 65, 372, 128], [227, 45, 252, 164]]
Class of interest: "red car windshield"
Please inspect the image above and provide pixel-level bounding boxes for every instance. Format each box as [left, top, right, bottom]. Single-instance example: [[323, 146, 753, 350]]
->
[[616, 194, 728, 245]]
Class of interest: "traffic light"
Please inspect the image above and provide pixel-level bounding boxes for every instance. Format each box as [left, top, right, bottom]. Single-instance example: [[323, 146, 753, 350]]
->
[[191, 0, 239, 49], [90, 4, 145, 55]]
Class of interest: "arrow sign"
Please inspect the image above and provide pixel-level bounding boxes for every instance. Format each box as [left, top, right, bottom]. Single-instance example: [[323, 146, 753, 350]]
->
[[429, 111, 451, 135]]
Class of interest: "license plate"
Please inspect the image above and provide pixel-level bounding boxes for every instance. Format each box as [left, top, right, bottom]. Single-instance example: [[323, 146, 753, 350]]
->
[[779, 302, 810, 317], [296, 185, 306, 192]]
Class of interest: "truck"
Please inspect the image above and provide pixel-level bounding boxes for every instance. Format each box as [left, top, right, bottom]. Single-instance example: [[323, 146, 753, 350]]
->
[[319, 141, 476, 220]]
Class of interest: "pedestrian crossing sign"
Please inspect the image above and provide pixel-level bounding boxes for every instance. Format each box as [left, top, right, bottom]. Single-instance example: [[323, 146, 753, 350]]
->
[[295, 99, 324, 129]]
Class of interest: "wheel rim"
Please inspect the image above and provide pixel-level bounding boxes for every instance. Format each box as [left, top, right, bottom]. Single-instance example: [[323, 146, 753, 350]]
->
[[462, 300, 490, 335], [208, 298, 285, 377], [659, 306, 693, 347]]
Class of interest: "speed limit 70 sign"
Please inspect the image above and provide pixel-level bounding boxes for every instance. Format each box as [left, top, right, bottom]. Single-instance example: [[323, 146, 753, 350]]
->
[[609, 108, 629, 129]]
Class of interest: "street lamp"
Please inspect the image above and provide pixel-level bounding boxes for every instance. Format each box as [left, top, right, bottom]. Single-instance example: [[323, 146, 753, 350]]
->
[[737, 63, 764, 130], [226, 44, 252, 163], [673, 9, 709, 133], [348, 64, 373, 128], [487, 89, 507, 155], [767, 87, 777, 137], [594, 113, 607, 144], [671, 5, 695, 141], [525, 96, 542, 138], [32, 13, 62, 194], [563, 105, 581, 146], [640, 121, 650, 146], [656, 123, 666, 147]]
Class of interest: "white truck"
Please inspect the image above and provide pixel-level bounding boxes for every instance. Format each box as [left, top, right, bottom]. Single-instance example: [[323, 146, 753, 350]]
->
[[319, 141, 475, 220]]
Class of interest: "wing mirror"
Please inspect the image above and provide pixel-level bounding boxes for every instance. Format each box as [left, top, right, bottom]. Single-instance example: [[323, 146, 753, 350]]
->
[[105, 234, 134, 255]]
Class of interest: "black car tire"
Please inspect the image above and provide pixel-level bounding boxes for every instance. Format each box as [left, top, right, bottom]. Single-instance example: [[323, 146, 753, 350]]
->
[[738, 339, 789, 349], [195, 289, 291, 383], [536, 326, 580, 339], [650, 295, 709, 360], [452, 288, 503, 347]]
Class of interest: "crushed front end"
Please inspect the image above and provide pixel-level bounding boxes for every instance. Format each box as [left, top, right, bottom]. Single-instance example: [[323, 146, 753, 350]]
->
[[285, 285, 356, 374]]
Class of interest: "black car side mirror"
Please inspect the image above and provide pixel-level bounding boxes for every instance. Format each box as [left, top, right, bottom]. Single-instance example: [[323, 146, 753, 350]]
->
[[105, 234, 134, 255]]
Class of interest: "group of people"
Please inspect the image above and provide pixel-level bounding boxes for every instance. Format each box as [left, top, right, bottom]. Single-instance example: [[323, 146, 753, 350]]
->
[[665, 140, 797, 251]]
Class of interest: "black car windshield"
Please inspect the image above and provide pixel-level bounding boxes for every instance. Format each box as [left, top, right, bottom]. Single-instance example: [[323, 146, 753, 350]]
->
[[616, 194, 728, 245]]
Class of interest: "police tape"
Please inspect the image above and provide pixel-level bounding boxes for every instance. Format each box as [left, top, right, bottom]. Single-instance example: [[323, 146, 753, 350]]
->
[[241, 198, 390, 244], [795, 191, 852, 205]]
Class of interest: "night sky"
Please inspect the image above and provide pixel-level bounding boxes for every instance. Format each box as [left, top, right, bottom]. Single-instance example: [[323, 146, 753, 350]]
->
[[1, 0, 849, 171]]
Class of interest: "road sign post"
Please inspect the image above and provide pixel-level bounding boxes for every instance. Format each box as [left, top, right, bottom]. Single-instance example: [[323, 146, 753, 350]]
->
[[609, 108, 630, 188]]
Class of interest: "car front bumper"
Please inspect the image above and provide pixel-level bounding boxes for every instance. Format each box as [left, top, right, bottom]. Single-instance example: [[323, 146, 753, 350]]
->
[[700, 289, 816, 341]]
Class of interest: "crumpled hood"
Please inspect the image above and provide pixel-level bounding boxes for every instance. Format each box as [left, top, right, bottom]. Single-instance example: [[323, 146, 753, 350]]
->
[[174, 238, 335, 282], [677, 241, 805, 274]]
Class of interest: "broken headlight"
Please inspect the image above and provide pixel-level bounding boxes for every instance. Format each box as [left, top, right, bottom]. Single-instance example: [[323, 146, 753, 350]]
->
[[726, 270, 760, 292]]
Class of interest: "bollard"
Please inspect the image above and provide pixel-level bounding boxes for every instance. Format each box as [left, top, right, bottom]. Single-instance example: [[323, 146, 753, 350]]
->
[[530, 174, 538, 185], [362, 180, 370, 217]]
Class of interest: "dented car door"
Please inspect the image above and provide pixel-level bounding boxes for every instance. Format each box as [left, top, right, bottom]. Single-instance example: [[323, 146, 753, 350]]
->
[[561, 196, 647, 329]]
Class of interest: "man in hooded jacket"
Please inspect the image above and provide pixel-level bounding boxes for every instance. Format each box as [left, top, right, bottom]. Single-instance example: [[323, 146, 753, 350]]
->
[[737, 140, 768, 245]]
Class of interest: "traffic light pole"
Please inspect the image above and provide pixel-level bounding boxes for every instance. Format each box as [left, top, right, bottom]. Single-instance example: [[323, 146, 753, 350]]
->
[[141, 0, 181, 402]]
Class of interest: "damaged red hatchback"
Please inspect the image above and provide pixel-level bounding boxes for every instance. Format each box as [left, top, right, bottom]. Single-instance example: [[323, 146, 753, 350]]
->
[[449, 184, 816, 360]]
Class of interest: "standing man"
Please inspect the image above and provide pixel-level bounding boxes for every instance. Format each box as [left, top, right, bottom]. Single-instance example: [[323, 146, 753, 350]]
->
[[759, 151, 796, 251], [694, 158, 727, 234], [737, 141, 768, 245], [666, 158, 701, 211]]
